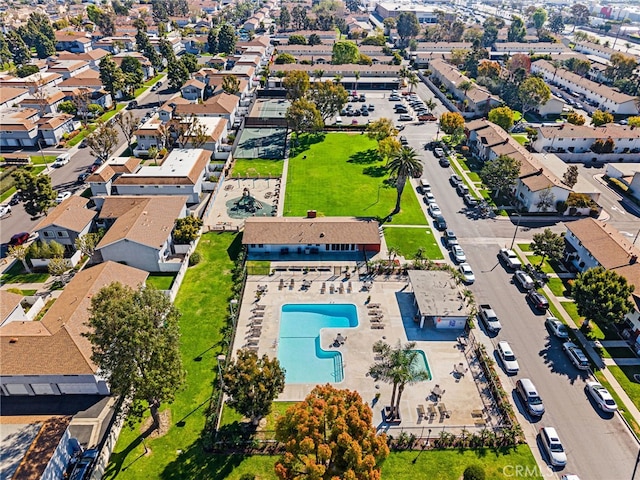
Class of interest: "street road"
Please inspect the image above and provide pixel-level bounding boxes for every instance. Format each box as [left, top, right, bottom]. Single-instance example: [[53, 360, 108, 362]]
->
[[0, 87, 174, 248]]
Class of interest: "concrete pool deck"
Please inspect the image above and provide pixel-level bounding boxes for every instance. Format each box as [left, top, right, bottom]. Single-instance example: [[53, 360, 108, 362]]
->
[[233, 274, 495, 434]]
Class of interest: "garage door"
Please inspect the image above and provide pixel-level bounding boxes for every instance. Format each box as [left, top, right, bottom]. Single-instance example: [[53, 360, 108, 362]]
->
[[31, 383, 57, 395], [4, 383, 31, 395], [58, 383, 100, 394]]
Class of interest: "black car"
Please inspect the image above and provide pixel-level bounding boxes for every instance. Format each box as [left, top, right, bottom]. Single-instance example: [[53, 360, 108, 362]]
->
[[439, 157, 450, 167], [126, 100, 138, 110], [526, 290, 549, 311], [432, 215, 447, 231], [449, 174, 462, 186], [77, 172, 90, 183]]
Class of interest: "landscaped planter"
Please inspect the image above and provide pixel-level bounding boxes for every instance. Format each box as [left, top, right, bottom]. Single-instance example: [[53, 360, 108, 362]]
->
[[30, 250, 82, 269], [173, 243, 193, 254]]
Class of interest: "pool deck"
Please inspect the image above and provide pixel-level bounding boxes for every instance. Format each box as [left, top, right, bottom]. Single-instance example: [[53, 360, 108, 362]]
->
[[234, 274, 494, 434]]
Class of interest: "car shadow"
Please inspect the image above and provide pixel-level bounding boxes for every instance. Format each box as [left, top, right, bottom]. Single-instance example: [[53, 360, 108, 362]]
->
[[538, 338, 590, 384]]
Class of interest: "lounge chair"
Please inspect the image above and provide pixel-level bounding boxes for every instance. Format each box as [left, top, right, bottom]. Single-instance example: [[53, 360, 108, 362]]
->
[[367, 303, 381, 309], [371, 324, 385, 330], [254, 305, 266, 311], [417, 404, 426, 419]]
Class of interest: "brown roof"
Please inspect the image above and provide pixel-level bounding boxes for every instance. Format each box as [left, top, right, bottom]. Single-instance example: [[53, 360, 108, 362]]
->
[[96, 196, 187, 250], [57, 48, 111, 61], [87, 165, 116, 183], [12, 417, 73, 480], [173, 92, 239, 116], [182, 78, 206, 90], [567, 218, 640, 270], [114, 149, 210, 186], [0, 262, 148, 375], [19, 90, 66, 106], [0, 290, 24, 322], [34, 196, 96, 233], [37, 113, 75, 130], [58, 70, 103, 88], [0, 87, 28, 105], [242, 217, 381, 245]]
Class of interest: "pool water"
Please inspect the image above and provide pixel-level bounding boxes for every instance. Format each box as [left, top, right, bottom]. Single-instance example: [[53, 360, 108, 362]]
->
[[410, 350, 432, 380], [278, 303, 358, 384]]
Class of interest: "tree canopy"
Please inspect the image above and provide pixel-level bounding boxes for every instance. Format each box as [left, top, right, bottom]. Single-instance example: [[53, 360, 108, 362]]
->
[[439, 112, 465, 137], [86, 283, 185, 429], [388, 147, 422, 215], [396, 12, 419, 47], [518, 76, 551, 116], [87, 121, 119, 164], [366, 117, 398, 141], [286, 98, 324, 137], [530, 228, 564, 265], [283, 70, 310, 100], [274, 384, 389, 480], [479, 154, 521, 197], [307, 81, 348, 121], [488, 106, 514, 132], [507, 16, 526, 42], [12, 170, 56, 217], [591, 110, 614, 127], [331, 40, 359, 64]]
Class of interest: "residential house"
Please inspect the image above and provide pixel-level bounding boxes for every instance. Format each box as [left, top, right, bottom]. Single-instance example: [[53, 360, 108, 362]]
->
[[268, 64, 402, 89], [193, 68, 251, 98], [0, 290, 28, 327], [87, 156, 141, 197], [531, 124, 640, 156], [181, 79, 206, 101], [243, 17, 261, 32], [574, 41, 640, 62], [346, 17, 373, 35], [150, 35, 184, 55], [606, 163, 640, 203], [536, 94, 565, 118], [275, 45, 389, 64], [46, 59, 91, 80], [18, 89, 66, 115], [33, 196, 96, 249], [531, 59, 639, 115], [112, 148, 212, 204], [0, 262, 148, 396], [374, 2, 453, 24], [113, 52, 155, 80], [92, 36, 136, 54], [0, 87, 30, 111], [412, 43, 472, 67], [491, 42, 569, 58], [38, 114, 76, 146], [242, 215, 381, 256], [54, 32, 93, 53], [56, 49, 111, 69], [183, 35, 209, 55], [270, 29, 338, 45], [95, 196, 188, 272], [0, 109, 40, 147], [58, 70, 105, 92], [157, 92, 239, 128], [0, 71, 62, 93]]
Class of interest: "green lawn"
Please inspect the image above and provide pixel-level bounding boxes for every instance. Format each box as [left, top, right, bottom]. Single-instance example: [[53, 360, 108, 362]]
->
[[525, 256, 554, 274], [246, 260, 271, 275], [30, 155, 57, 166], [0, 261, 49, 284], [67, 125, 97, 147], [231, 158, 284, 178], [383, 227, 444, 260], [284, 133, 426, 225], [605, 346, 637, 358], [99, 104, 126, 123], [608, 365, 640, 413], [511, 134, 528, 146], [104, 232, 241, 480], [517, 243, 531, 252], [220, 401, 296, 434], [546, 278, 567, 297], [560, 301, 582, 324], [144, 73, 164, 87], [146, 274, 177, 291], [594, 370, 640, 438], [0, 186, 16, 202]]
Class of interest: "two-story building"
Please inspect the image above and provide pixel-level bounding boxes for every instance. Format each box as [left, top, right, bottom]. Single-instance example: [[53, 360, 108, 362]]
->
[[0, 109, 40, 147], [181, 79, 207, 101], [18, 89, 66, 115], [37, 114, 76, 146], [54, 32, 93, 53], [33, 196, 96, 249], [46, 59, 91, 80], [0, 87, 31, 111], [531, 124, 640, 157]]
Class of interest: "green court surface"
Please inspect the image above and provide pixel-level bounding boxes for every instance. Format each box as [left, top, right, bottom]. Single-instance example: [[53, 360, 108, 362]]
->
[[235, 128, 287, 159]]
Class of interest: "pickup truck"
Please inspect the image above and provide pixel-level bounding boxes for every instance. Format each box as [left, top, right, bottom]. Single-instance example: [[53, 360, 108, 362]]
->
[[499, 248, 522, 270], [478, 304, 502, 333]]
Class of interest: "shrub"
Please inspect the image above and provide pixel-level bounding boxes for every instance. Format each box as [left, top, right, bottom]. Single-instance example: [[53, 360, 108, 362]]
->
[[609, 177, 629, 192], [463, 464, 486, 480], [173, 215, 203, 244], [189, 251, 201, 266]]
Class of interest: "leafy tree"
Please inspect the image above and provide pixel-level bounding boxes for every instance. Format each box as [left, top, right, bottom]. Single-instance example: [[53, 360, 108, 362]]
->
[[221, 74, 240, 94], [573, 267, 635, 327], [530, 229, 564, 266], [518, 76, 551, 117], [549, 14, 565, 34], [288, 34, 307, 45], [383, 17, 396, 35], [8, 245, 31, 273], [120, 56, 144, 97], [307, 80, 348, 121], [282, 70, 310, 100], [274, 53, 296, 64], [207, 28, 218, 54], [591, 137, 615, 153], [368, 340, 430, 419], [223, 350, 285, 425], [464, 464, 486, 480], [331, 40, 359, 64], [508, 16, 526, 42], [26, 12, 55, 44], [488, 106, 514, 132], [439, 112, 465, 136], [563, 58, 591, 76], [167, 58, 189, 90], [291, 6, 307, 30], [274, 384, 389, 479], [531, 8, 548, 30], [566, 112, 586, 125], [12, 170, 56, 217], [308, 33, 322, 46], [99, 55, 124, 97], [345, 0, 359, 12], [48, 257, 70, 284], [286, 98, 324, 138], [562, 165, 579, 188], [366, 117, 398, 141], [86, 283, 185, 430], [0, 32, 12, 65], [87, 121, 119, 164], [6, 30, 30, 66], [482, 17, 501, 47], [279, 6, 291, 30], [172, 216, 203, 243], [591, 110, 614, 127], [218, 24, 237, 54], [114, 111, 140, 154], [16, 64, 39, 78], [181, 53, 199, 73], [33, 33, 55, 59], [479, 154, 521, 197], [75, 233, 101, 258], [396, 12, 419, 47], [571, 4, 590, 26], [378, 136, 402, 165], [58, 100, 78, 116], [627, 116, 640, 127], [134, 18, 162, 70], [605, 53, 638, 82], [388, 147, 423, 215], [478, 60, 501, 80]]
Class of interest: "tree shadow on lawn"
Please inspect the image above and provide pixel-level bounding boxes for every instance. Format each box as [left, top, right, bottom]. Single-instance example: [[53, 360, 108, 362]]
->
[[290, 133, 326, 157], [362, 165, 388, 177], [103, 424, 157, 478], [347, 149, 380, 164]]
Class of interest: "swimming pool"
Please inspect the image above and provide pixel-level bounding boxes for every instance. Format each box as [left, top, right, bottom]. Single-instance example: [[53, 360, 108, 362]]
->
[[410, 349, 432, 380], [278, 303, 358, 384]]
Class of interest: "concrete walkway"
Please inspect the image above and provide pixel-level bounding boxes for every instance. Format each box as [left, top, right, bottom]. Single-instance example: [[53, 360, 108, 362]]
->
[[604, 358, 640, 366]]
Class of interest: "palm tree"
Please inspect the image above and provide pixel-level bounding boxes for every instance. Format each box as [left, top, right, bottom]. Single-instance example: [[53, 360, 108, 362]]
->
[[399, 66, 411, 86], [387, 246, 399, 266], [312, 69, 324, 82], [424, 98, 437, 113], [407, 72, 419, 93], [354, 71, 361, 92], [333, 74, 343, 84], [387, 147, 423, 215], [369, 340, 430, 420]]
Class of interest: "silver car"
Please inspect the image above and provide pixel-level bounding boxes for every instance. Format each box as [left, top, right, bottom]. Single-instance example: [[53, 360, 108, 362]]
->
[[545, 317, 569, 338], [451, 245, 466, 264], [540, 427, 567, 468], [497, 341, 519, 374], [585, 381, 617, 412]]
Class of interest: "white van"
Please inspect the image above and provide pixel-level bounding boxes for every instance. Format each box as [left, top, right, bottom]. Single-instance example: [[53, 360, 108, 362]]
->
[[419, 178, 431, 193], [52, 153, 70, 168], [516, 378, 545, 417], [335, 116, 343, 125]]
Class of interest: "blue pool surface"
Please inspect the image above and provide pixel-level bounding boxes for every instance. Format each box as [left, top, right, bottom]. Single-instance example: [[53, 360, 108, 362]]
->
[[410, 349, 432, 380], [278, 303, 358, 384]]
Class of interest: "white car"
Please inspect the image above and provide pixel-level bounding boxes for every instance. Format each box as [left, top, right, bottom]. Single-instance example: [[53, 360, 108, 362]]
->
[[424, 192, 436, 204], [585, 381, 617, 412], [514, 269, 535, 290], [451, 245, 466, 264], [52, 156, 70, 168], [458, 263, 475, 284], [56, 191, 72, 203], [428, 203, 442, 217], [540, 426, 567, 468], [497, 341, 519, 374], [0, 204, 11, 218], [545, 317, 569, 338], [498, 248, 522, 270]]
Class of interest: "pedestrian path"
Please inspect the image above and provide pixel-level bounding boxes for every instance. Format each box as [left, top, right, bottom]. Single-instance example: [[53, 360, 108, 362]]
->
[[604, 358, 640, 366]]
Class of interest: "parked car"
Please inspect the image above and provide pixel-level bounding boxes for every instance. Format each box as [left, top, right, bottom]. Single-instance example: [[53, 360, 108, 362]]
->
[[499, 248, 522, 270], [443, 230, 458, 248], [418, 113, 437, 121], [424, 192, 436, 204], [514, 270, 535, 290], [496, 341, 519, 374], [527, 290, 549, 311], [398, 114, 413, 121], [563, 341, 590, 370], [539, 427, 567, 468], [458, 263, 475, 284], [428, 203, 442, 217], [478, 304, 501, 333], [77, 172, 90, 184], [516, 378, 545, 417], [451, 244, 466, 263], [56, 191, 72, 203], [456, 183, 469, 196], [359, 93, 366, 102], [433, 148, 445, 158], [400, 136, 409, 145], [126, 100, 138, 110], [438, 157, 450, 167], [79, 139, 88, 148], [368, 104, 375, 111], [389, 94, 401, 101], [432, 215, 447, 230], [449, 174, 462, 186], [0, 204, 11, 218], [463, 194, 477, 207], [585, 381, 617, 412], [9, 232, 30, 245], [545, 317, 569, 338], [52, 153, 70, 168]]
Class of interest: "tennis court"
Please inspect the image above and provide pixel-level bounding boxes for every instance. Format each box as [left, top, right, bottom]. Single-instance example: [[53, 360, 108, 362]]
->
[[250, 98, 291, 118], [235, 127, 287, 159]]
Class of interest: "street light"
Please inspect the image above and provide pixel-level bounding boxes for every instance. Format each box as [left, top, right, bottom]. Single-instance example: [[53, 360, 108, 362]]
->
[[217, 354, 226, 390], [37, 138, 50, 172], [509, 213, 522, 249], [435, 122, 440, 142]]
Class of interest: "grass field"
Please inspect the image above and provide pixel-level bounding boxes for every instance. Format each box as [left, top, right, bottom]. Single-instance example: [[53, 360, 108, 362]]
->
[[383, 227, 443, 260], [146, 274, 177, 291], [0, 261, 49, 284], [104, 232, 240, 480], [609, 365, 640, 413], [546, 278, 567, 297], [231, 159, 284, 178], [517, 243, 531, 252], [284, 133, 426, 225]]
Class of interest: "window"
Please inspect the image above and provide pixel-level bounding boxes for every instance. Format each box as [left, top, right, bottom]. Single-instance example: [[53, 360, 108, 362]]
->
[[43, 231, 54, 238], [57, 231, 69, 238]]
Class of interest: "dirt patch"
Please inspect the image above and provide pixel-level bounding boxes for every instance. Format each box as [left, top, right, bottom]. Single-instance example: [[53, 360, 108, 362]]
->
[[140, 410, 171, 439]]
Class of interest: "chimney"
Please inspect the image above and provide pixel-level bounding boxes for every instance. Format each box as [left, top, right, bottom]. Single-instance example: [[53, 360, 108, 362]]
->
[[307, 210, 316, 218]]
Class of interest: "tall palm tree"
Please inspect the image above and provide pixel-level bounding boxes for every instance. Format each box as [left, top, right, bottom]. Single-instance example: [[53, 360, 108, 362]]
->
[[354, 71, 361, 92], [369, 340, 430, 420], [407, 72, 419, 93], [387, 147, 423, 215], [424, 98, 437, 113], [333, 74, 343, 84]]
